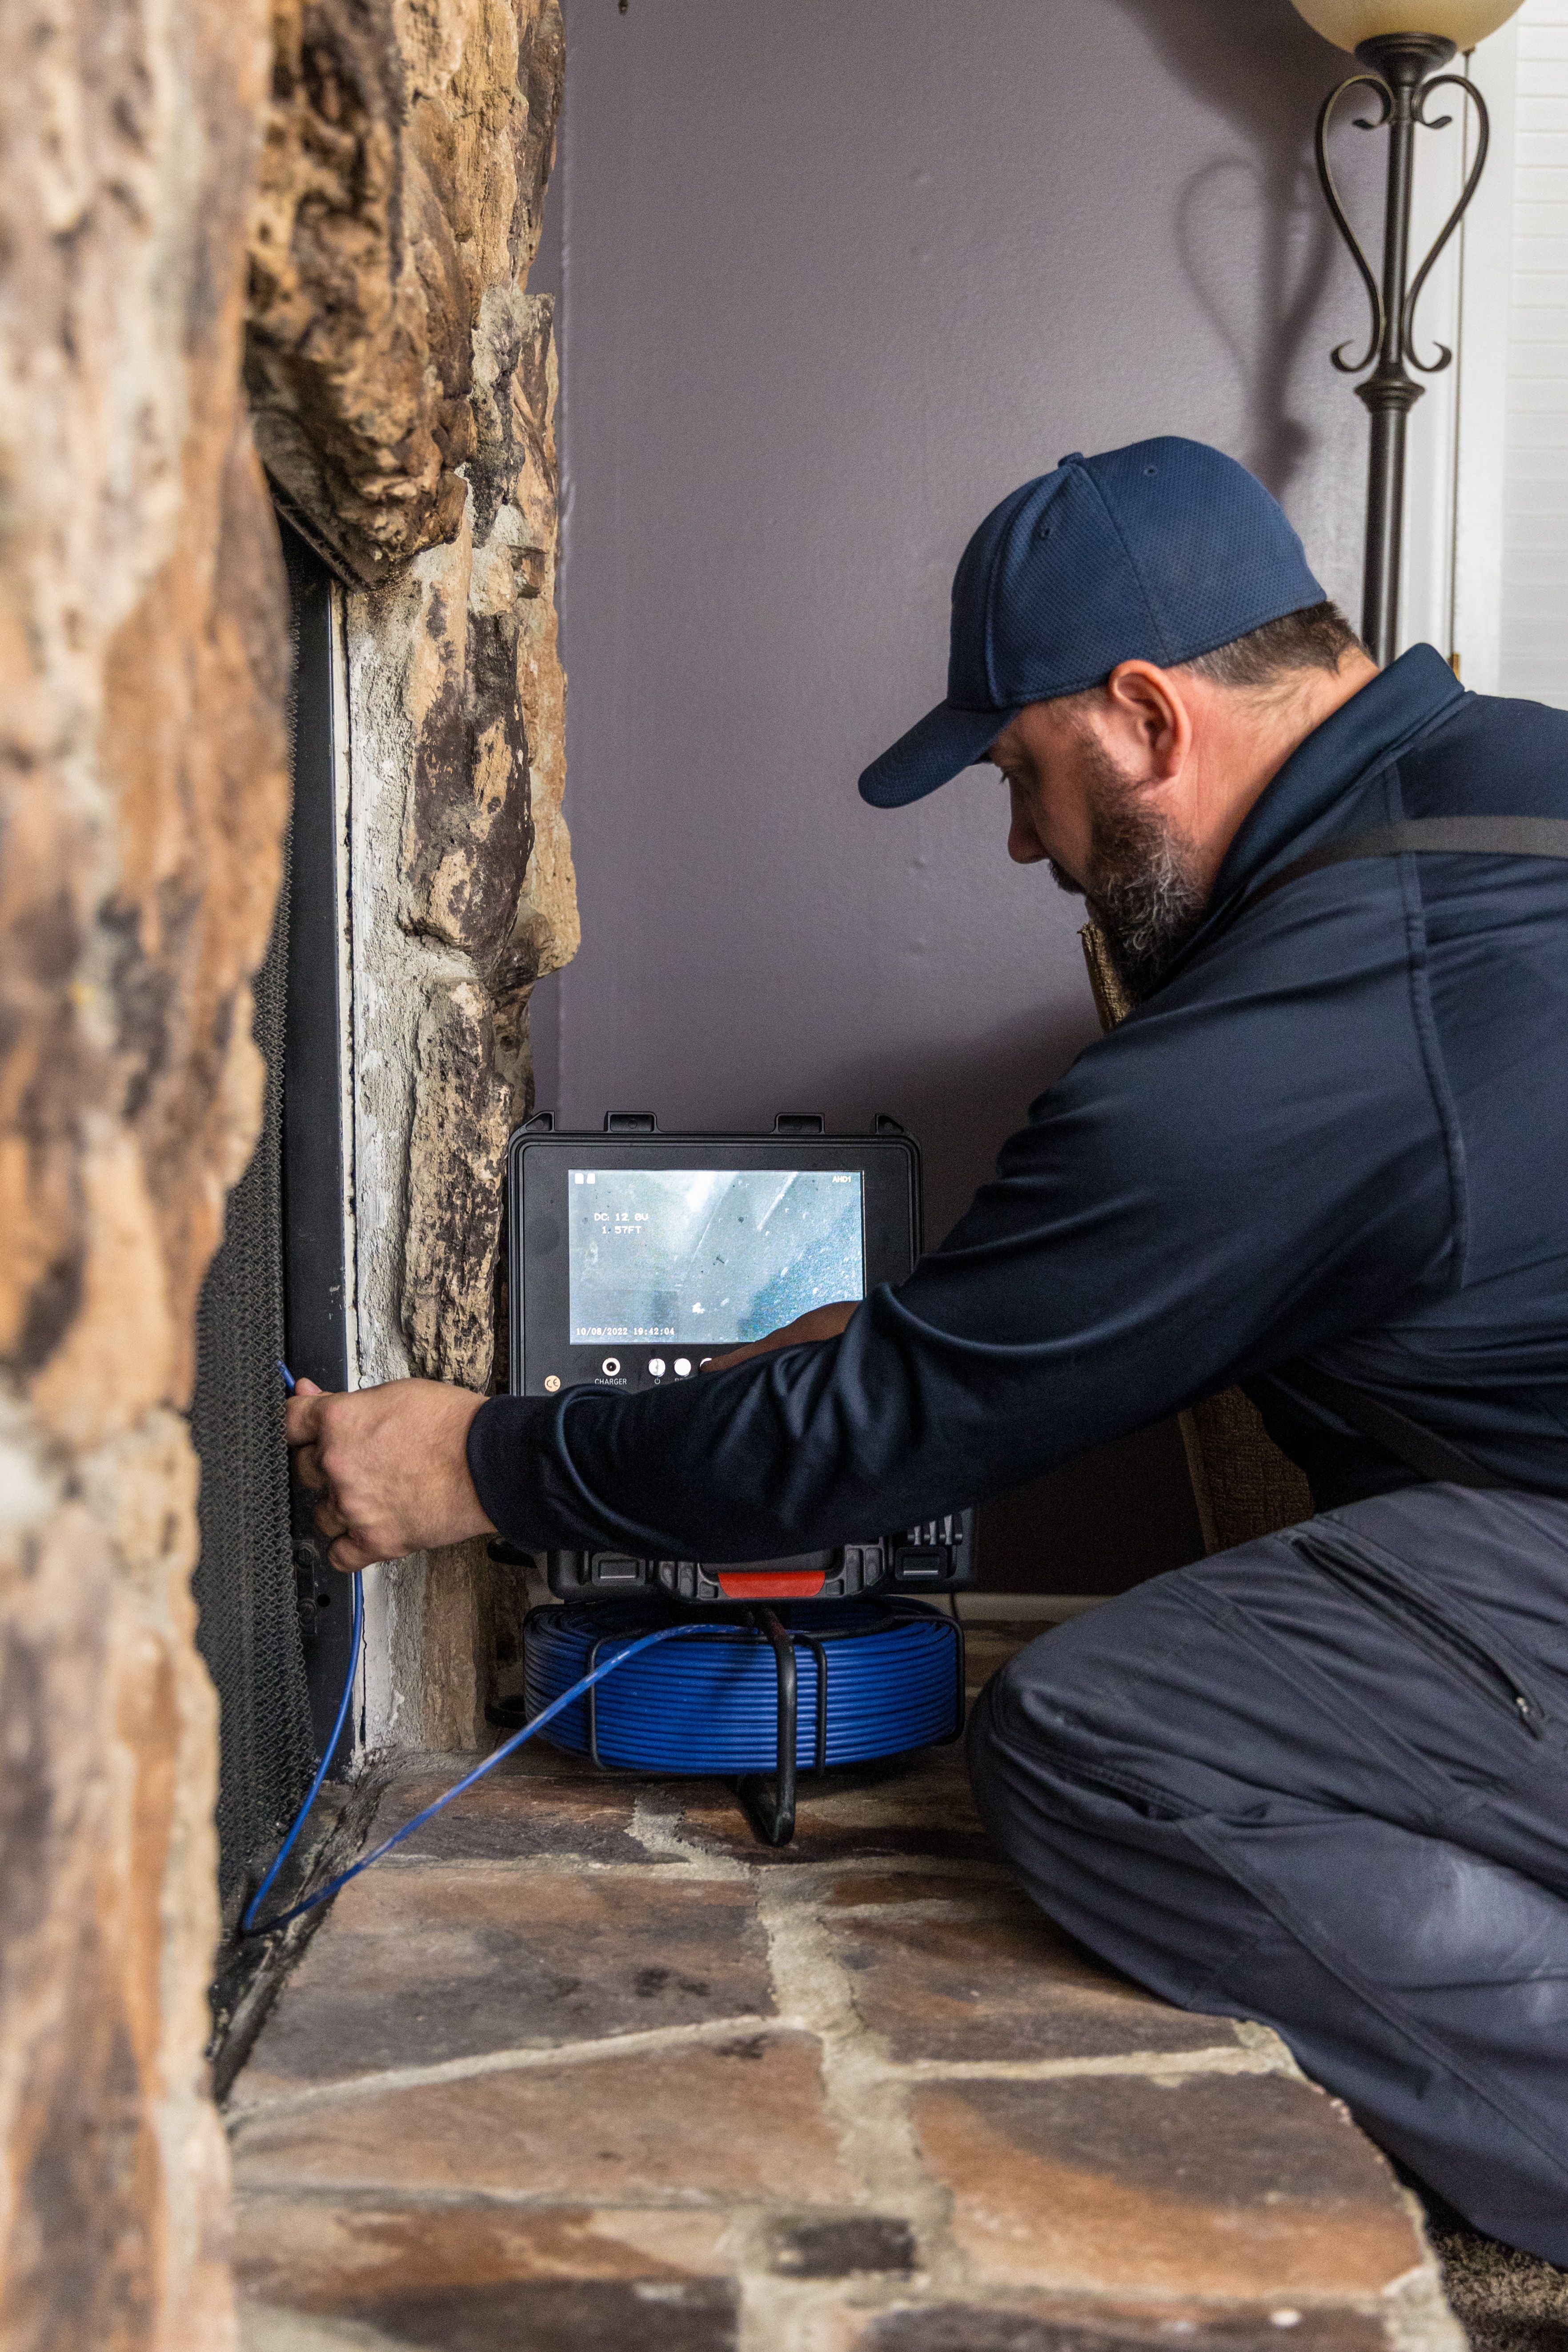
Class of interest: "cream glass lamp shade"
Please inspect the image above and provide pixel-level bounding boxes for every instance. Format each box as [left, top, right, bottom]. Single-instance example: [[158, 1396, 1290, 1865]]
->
[[1290, 0, 1522, 45]]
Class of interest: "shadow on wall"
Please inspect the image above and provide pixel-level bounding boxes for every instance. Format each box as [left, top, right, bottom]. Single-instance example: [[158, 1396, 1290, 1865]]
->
[[1108, 0, 1343, 499]]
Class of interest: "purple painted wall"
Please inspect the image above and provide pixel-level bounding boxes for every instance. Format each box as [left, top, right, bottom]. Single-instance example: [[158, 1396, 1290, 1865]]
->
[[533, 0, 1373, 1590]]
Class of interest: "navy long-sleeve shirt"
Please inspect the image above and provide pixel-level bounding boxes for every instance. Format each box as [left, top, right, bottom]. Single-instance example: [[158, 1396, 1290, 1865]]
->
[[469, 645, 1568, 1554]]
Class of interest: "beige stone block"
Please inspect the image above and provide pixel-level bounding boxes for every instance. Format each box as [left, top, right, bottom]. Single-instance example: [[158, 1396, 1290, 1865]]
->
[[910, 2075, 1424, 2297], [827, 1903, 1236, 2064], [232, 2032, 852, 2201], [246, 0, 565, 585], [234, 2192, 733, 2308], [0, 0, 292, 2332], [236, 1867, 774, 2093]]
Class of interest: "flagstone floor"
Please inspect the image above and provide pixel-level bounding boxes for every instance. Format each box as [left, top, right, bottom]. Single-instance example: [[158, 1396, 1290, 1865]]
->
[[228, 1621, 1463, 2352]]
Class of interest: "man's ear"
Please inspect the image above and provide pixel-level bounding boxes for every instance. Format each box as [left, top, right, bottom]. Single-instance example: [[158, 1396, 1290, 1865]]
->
[[1102, 661, 1192, 783]]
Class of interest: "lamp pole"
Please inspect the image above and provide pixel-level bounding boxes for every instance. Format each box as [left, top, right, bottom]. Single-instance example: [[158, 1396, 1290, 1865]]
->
[[1315, 34, 1491, 665]]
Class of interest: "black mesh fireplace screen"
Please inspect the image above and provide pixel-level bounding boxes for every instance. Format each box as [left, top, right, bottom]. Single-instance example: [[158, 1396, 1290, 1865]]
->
[[190, 841, 317, 1916], [191, 522, 349, 1919]]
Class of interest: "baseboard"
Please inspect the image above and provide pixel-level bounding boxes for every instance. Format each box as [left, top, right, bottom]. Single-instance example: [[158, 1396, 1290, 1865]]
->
[[954, 1593, 1110, 1623]]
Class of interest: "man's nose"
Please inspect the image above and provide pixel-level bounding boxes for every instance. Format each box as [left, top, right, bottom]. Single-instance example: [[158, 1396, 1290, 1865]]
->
[[1008, 813, 1049, 865]]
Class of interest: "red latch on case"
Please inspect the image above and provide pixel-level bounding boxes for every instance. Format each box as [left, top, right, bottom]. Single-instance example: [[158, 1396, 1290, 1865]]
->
[[715, 1571, 827, 1600]]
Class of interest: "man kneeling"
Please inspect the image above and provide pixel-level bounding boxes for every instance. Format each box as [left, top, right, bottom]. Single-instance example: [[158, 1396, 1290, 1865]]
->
[[289, 439, 1568, 2260]]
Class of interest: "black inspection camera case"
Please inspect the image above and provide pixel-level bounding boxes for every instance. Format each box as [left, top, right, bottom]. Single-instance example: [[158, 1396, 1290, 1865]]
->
[[503, 1112, 975, 1605]]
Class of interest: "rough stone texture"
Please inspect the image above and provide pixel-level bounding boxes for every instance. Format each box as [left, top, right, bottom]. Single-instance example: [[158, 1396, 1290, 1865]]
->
[[230, 1626, 1462, 2352], [250, 0, 577, 1753], [822, 1897, 1231, 2064], [235, 1867, 774, 2088], [236, 2198, 735, 2308], [835, 2302, 1393, 2352], [0, 0, 574, 2328], [910, 2074, 1425, 2296], [0, 0, 288, 2340], [246, 0, 564, 589], [234, 2032, 850, 2200]]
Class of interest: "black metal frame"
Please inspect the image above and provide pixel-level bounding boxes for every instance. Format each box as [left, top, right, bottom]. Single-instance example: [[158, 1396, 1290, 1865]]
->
[[734, 1609, 829, 1847], [277, 521, 358, 1757], [1315, 32, 1490, 665]]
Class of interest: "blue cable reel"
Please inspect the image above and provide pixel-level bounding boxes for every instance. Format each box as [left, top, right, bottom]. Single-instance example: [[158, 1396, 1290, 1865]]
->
[[491, 1595, 966, 1846]]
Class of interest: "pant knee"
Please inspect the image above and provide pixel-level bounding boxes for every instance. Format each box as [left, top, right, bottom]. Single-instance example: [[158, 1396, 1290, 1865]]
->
[[964, 1655, 1033, 1779], [965, 1658, 1067, 1855], [965, 1632, 1195, 1843], [966, 1635, 1077, 1778]]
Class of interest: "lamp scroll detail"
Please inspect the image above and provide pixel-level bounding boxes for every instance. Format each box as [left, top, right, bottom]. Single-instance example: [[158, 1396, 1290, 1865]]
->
[[1292, 0, 1523, 666]]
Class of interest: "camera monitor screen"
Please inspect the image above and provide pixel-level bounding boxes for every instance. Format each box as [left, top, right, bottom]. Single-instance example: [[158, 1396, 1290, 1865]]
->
[[568, 1167, 865, 1348]]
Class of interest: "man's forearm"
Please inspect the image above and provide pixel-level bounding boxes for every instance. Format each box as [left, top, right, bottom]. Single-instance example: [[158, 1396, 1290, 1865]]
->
[[466, 1294, 1043, 1560]]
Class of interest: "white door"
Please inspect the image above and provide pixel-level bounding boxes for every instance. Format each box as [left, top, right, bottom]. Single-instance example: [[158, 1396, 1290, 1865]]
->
[[1402, 0, 1568, 705]]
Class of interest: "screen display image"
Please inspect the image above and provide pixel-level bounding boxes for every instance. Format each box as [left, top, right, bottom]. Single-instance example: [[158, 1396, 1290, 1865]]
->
[[568, 1167, 865, 1347]]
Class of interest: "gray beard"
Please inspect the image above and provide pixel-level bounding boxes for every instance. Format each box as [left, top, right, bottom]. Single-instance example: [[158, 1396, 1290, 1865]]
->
[[1049, 740, 1207, 1002]]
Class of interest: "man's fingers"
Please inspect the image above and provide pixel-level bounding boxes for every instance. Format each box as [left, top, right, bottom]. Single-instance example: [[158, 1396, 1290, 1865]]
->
[[702, 1301, 859, 1374], [294, 1442, 329, 1493], [312, 1492, 349, 1543], [285, 1388, 330, 1448], [329, 1531, 384, 1573], [280, 1376, 493, 1568]]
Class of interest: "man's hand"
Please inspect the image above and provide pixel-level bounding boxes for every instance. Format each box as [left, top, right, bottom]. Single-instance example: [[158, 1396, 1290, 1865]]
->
[[702, 1300, 858, 1374], [285, 1378, 496, 1572]]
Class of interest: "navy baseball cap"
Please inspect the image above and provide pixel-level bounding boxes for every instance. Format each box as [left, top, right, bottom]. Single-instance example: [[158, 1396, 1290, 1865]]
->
[[858, 437, 1325, 809]]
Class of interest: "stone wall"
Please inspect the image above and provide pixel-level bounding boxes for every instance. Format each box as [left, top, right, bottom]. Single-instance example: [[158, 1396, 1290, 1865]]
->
[[0, 0, 572, 2334], [246, 0, 565, 589], [245, 0, 573, 1748], [0, 0, 285, 2341]]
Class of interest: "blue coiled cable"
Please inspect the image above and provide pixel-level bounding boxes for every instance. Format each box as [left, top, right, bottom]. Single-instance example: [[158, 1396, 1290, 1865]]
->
[[522, 1597, 963, 1771]]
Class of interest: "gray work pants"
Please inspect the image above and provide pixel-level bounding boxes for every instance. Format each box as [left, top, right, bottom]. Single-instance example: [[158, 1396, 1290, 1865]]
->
[[966, 1482, 1568, 2260]]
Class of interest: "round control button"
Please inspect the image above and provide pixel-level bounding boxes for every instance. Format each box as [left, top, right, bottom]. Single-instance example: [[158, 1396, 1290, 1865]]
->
[[601, 1356, 621, 1377], [648, 1357, 666, 1377], [543, 1375, 561, 1393], [674, 1357, 692, 1377]]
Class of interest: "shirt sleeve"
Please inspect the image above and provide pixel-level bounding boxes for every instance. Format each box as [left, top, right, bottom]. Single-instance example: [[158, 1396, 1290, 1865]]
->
[[467, 890, 1464, 1559]]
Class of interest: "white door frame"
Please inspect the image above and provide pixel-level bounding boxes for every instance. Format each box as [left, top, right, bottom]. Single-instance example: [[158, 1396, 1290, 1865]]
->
[[1396, 22, 1520, 689]]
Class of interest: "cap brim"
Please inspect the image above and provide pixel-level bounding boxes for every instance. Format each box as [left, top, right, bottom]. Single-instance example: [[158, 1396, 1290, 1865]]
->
[[858, 700, 1014, 809]]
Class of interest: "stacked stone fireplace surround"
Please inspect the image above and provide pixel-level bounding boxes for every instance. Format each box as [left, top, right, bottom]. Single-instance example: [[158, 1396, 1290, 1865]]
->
[[0, 0, 570, 2338], [0, 0, 1550, 2343], [247, 0, 577, 1758]]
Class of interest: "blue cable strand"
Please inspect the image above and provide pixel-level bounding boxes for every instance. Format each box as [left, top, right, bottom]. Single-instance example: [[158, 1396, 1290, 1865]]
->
[[255, 1363, 741, 1934], [241, 1570, 364, 1935], [241, 1613, 740, 1936]]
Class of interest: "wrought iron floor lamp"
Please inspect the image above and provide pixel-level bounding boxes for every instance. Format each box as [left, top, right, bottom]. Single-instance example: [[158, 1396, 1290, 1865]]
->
[[1290, 0, 1526, 665]]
